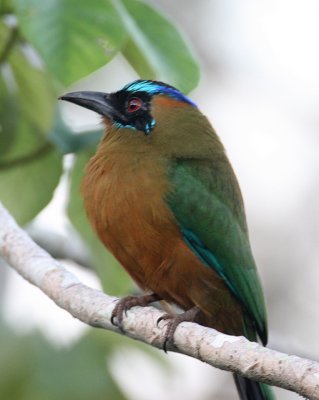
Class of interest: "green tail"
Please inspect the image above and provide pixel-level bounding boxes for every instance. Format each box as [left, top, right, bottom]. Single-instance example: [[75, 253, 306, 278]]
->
[[234, 374, 275, 400]]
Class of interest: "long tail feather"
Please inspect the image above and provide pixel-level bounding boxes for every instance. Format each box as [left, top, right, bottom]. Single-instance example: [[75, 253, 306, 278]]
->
[[233, 374, 275, 400]]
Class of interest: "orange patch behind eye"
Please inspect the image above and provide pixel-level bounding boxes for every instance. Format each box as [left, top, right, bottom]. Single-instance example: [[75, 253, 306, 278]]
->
[[153, 96, 189, 108]]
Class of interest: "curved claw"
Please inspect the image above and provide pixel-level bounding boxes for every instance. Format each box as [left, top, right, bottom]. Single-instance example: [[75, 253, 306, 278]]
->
[[110, 314, 116, 326], [111, 293, 161, 331], [111, 309, 124, 331], [156, 315, 168, 327], [158, 306, 201, 352]]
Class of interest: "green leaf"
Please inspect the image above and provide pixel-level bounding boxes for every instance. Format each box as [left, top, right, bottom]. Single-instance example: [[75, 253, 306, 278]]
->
[[14, 0, 127, 85], [29, 333, 127, 400], [0, 19, 10, 52], [0, 41, 55, 161], [0, 325, 127, 400], [0, 21, 17, 155], [0, 146, 63, 224], [0, 36, 61, 224], [116, 0, 200, 93], [0, 0, 13, 15], [48, 109, 103, 154], [0, 66, 17, 156], [67, 150, 131, 295], [9, 47, 54, 133]]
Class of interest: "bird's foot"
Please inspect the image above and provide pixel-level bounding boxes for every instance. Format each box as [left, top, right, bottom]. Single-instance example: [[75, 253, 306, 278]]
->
[[157, 306, 201, 352], [111, 293, 161, 330]]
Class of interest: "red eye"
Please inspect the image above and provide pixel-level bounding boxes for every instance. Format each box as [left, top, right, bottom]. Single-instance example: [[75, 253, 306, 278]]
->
[[127, 97, 142, 113]]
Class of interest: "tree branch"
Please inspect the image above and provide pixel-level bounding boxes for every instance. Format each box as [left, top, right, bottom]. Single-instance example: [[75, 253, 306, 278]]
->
[[0, 202, 318, 399]]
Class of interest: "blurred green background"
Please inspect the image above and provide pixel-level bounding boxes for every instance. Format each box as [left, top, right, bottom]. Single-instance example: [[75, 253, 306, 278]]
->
[[1, 1, 318, 399]]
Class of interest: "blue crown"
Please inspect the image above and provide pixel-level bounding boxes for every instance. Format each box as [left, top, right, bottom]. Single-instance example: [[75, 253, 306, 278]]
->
[[122, 80, 196, 107]]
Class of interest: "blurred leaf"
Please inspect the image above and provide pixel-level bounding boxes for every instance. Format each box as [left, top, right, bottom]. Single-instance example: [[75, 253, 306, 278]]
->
[[0, 325, 127, 400], [0, 42, 55, 160], [0, 26, 61, 224], [14, 0, 127, 85], [67, 150, 132, 295], [49, 109, 103, 154], [0, 146, 62, 224], [117, 0, 200, 93], [0, 325, 34, 399], [0, 28, 17, 154], [0, 18, 10, 49], [14, 0, 199, 91], [28, 334, 127, 400], [9, 47, 54, 132], [0, 0, 13, 14], [0, 85, 16, 155]]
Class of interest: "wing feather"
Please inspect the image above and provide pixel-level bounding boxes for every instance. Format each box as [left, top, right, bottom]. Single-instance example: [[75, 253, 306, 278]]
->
[[167, 159, 268, 343]]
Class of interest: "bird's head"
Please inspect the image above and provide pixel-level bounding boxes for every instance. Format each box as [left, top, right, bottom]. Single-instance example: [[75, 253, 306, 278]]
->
[[60, 80, 221, 157]]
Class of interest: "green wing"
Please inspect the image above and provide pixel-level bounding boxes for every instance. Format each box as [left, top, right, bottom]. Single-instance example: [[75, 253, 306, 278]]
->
[[167, 158, 268, 343]]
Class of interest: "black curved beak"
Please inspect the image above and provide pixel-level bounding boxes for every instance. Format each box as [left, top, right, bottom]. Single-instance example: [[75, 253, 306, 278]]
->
[[59, 91, 123, 120]]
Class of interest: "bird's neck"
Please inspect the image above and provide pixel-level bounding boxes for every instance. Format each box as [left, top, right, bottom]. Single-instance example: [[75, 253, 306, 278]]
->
[[87, 127, 168, 180], [81, 127, 171, 233]]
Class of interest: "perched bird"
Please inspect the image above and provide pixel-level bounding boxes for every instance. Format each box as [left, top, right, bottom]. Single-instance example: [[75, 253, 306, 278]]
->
[[60, 80, 274, 400]]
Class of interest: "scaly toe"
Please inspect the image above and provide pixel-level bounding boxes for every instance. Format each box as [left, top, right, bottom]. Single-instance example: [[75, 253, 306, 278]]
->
[[111, 300, 127, 330], [111, 293, 161, 331], [159, 306, 201, 352], [156, 313, 173, 327]]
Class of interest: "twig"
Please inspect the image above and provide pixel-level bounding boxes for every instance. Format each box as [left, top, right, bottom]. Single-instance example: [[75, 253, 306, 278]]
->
[[0, 202, 318, 399]]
